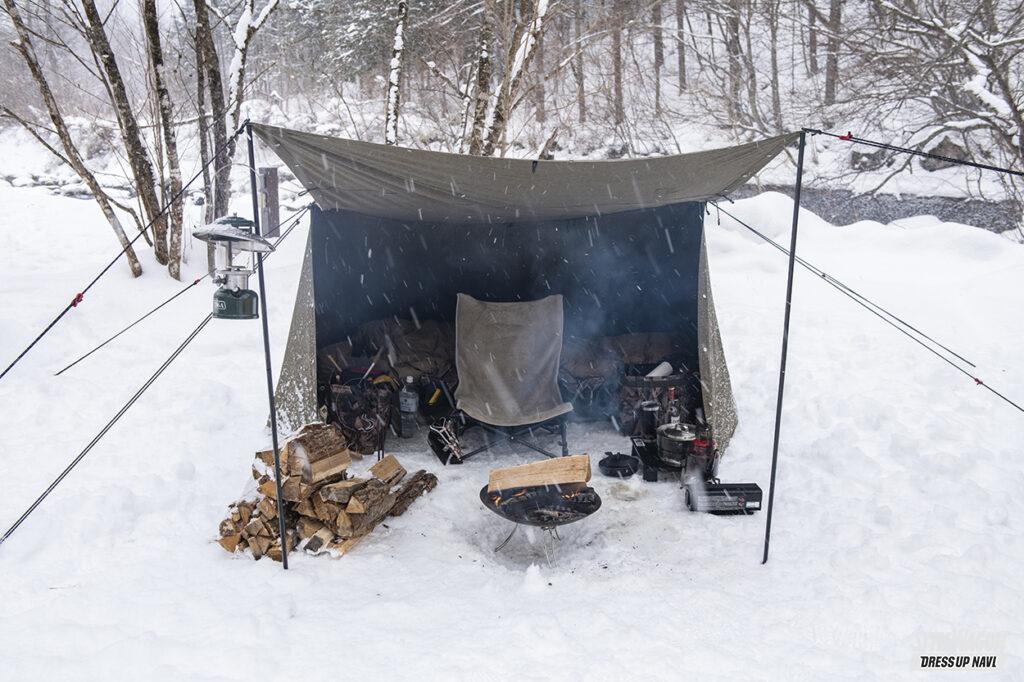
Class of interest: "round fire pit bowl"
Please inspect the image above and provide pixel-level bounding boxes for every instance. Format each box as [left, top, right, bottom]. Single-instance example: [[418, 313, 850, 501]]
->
[[480, 482, 602, 530]]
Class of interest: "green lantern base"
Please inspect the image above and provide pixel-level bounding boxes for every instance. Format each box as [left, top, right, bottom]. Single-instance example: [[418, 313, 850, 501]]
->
[[213, 287, 259, 320]]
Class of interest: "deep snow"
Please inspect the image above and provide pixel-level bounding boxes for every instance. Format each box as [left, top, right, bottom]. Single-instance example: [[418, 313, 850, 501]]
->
[[0, 184, 1022, 680]]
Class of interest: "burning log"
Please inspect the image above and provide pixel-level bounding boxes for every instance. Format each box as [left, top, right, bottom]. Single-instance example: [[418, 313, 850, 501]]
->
[[217, 423, 436, 562]]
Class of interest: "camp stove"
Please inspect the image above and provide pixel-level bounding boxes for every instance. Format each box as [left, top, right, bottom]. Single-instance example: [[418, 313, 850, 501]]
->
[[684, 480, 762, 515]]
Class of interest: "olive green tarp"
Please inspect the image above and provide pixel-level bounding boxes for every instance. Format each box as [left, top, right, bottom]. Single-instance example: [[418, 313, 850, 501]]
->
[[255, 123, 798, 451]]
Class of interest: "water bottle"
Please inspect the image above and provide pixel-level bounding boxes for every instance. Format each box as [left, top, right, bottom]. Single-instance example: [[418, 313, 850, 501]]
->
[[399, 375, 419, 438]]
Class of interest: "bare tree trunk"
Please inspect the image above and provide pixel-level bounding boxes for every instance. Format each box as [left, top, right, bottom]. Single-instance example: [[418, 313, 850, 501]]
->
[[768, 0, 783, 131], [741, 5, 759, 124], [573, 0, 586, 123], [80, 0, 167, 264], [142, 0, 184, 279], [652, 0, 663, 114], [194, 0, 230, 220], [725, 0, 743, 125], [806, 0, 819, 75], [195, 34, 214, 224], [467, 0, 494, 155], [481, 0, 549, 157], [675, 0, 686, 91], [535, 31, 546, 124], [384, 0, 408, 144], [2, 0, 142, 276], [611, 0, 624, 126], [824, 0, 842, 105]]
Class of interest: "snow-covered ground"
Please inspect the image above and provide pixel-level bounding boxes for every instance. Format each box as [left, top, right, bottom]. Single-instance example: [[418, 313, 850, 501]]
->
[[0, 184, 1022, 679]]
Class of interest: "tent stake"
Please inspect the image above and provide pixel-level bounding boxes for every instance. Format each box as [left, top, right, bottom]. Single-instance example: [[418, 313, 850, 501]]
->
[[761, 129, 807, 565], [248, 121, 290, 570]]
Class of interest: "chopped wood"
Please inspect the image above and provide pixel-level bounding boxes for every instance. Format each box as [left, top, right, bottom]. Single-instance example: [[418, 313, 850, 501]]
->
[[219, 428, 438, 561], [318, 478, 368, 505], [257, 474, 309, 502], [487, 454, 591, 493], [242, 517, 264, 539], [232, 502, 252, 527], [218, 533, 242, 553], [308, 452, 351, 486], [257, 496, 278, 520], [293, 499, 316, 518], [254, 447, 286, 478], [219, 518, 238, 537], [389, 470, 438, 517], [312, 495, 344, 524], [325, 535, 366, 557], [266, 531, 297, 562], [344, 479, 390, 516], [370, 454, 406, 486], [303, 526, 335, 554], [334, 510, 355, 538], [288, 423, 349, 478], [249, 534, 272, 559], [296, 516, 327, 540]]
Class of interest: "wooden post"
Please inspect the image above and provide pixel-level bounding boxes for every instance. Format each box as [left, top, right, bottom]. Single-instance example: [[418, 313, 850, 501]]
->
[[258, 166, 280, 238]]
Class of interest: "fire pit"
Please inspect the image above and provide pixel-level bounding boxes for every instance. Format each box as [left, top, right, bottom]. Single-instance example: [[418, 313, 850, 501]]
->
[[479, 482, 601, 530]]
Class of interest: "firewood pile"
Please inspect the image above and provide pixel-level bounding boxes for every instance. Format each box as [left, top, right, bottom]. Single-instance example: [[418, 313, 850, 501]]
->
[[217, 422, 437, 561]]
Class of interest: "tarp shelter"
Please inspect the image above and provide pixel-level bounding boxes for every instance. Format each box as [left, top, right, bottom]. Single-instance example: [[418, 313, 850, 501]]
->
[[253, 124, 799, 451]]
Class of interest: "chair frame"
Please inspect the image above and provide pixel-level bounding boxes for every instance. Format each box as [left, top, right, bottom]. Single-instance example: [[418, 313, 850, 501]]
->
[[458, 416, 569, 461]]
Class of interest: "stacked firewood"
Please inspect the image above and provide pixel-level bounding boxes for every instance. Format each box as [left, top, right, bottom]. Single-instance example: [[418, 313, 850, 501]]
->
[[217, 422, 437, 561]]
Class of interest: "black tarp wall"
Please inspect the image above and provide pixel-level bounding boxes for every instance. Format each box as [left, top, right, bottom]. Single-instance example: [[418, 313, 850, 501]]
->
[[310, 202, 706, 373]]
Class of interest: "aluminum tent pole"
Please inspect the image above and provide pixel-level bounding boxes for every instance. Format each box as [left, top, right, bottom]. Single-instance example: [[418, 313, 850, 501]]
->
[[761, 129, 807, 565], [248, 121, 290, 570]]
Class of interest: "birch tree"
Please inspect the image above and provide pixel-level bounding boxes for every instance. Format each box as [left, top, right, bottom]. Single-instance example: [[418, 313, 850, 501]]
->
[[384, 0, 408, 144], [79, 0, 168, 265], [0, 0, 143, 276], [142, 0, 185, 279], [481, 0, 549, 156]]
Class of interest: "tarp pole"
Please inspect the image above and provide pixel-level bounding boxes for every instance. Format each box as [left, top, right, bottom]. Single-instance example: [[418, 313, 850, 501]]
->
[[761, 129, 806, 565], [248, 120, 290, 570]]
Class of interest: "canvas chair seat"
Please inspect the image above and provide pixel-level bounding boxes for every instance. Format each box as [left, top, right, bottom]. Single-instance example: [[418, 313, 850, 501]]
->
[[454, 293, 573, 428]]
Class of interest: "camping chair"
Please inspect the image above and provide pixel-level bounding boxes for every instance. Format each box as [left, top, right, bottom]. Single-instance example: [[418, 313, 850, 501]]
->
[[452, 293, 572, 461]]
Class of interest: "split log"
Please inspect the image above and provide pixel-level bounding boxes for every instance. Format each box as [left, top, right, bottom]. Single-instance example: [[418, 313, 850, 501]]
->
[[243, 517, 265, 539], [218, 533, 242, 553], [257, 495, 278, 520], [249, 534, 272, 559], [312, 495, 344, 525], [293, 499, 316, 518], [254, 447, 287, 478], [345, 479, 391, 515], [389, 470, 438, 517], [258, 474, 309, 502], [370, 454, 406, 486], [308, 452, 351, 486], [325, 535, 366, 557], [219, 518, 238, 537], [266, 531, 297, 562], [487, 454, 591, 493], [288, 423, 350, 477], [303, 525, 335, 554], [296, 516, 327, 540], [334, 510, 355, 538], [318, 478, 368, 505]]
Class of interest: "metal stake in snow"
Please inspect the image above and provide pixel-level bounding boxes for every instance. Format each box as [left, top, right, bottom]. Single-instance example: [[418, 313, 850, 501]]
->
[[247, 121, 291, 570], [762, 130, 807, 565]]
